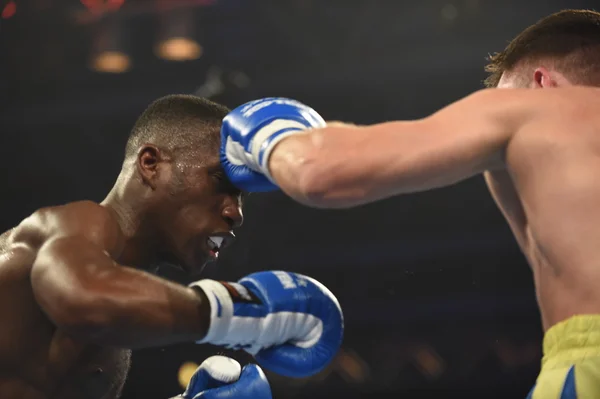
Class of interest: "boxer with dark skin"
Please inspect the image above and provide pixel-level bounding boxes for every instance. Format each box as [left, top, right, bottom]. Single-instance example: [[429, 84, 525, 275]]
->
[[0, 95, 243, 399]]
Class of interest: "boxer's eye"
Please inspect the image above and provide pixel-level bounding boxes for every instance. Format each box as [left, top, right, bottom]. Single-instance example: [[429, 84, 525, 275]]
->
[[212, 170, 242, 198], [211, 170, 225, 181]]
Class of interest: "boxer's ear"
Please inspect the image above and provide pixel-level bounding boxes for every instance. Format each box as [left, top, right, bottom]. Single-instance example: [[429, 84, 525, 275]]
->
[[137, 144, 162, 190], [532, 67, 559, 88]]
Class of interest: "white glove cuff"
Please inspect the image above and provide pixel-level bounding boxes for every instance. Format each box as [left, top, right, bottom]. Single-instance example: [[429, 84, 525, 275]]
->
[[251, 119, 309, 183], [190, 280, 234, 344]]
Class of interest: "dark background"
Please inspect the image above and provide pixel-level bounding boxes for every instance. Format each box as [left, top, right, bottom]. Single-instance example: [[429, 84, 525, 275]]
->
[[2, 0, 596, 398]]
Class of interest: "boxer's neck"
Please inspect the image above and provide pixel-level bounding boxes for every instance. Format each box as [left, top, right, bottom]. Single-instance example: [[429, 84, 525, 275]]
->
[[101, 168, 163, 270]]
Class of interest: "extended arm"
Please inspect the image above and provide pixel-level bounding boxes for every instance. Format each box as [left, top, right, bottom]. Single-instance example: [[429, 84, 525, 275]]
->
[[267, 89, 540, 208], [27, 202, 210, 348], [23, 202, 343, 377]]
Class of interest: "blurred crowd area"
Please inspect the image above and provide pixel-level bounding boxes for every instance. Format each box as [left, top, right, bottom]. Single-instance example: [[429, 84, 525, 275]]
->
[[2, 1, 598, 398]]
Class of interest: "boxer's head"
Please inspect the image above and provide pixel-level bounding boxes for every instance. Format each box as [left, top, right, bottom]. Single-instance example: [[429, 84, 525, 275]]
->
[[484, 9, 600, 89], [107, 94, 243, 274]]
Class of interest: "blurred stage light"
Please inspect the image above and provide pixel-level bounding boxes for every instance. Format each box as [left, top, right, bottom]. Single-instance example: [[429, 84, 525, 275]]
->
[[413, 346, 445, 379], [178, 361, 199, 389], [89, 17, 131, 73], [81, 0, 125, 12], [92, 52, 130, 73], [155, 7, 202, 61], [2, 1, 16, 19], [441, 4, 459, 22], [336, 349, 369, 383], [157, 38, 202, 61], [81, 0, 100, 9]]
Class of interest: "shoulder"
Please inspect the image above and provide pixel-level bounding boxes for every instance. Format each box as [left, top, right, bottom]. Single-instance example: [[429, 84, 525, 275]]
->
[[11, 201, 124, 256], [502, 87, 600, 169], [465, 87, 596, 113], [498, 87, 598, 119], [512, 87, 600, 137], [462, 87, 600, 145]]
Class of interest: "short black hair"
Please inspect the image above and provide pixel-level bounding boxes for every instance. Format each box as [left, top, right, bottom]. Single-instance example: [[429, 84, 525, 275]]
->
[[125, 94, 230, 161], [484, 9, 600, 87]]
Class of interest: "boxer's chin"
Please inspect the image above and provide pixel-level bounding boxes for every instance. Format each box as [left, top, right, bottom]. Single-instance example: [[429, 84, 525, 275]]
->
[[185, 251, 214, 275], [155, 251, 195, 275], [189, 261, 208, 276]]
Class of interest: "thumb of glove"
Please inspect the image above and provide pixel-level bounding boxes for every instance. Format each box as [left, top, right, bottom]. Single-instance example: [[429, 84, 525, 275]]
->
[[193, 364, 272, 399], [181, 356, 242, 398]]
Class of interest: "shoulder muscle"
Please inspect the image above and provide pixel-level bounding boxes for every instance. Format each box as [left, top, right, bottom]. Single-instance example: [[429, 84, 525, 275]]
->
[[12, 201, 123, 257]]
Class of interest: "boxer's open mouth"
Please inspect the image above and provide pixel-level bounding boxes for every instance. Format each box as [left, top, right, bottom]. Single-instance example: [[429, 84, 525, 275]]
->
[[207, 236, 223, 257], [207, 232, 235, 258]]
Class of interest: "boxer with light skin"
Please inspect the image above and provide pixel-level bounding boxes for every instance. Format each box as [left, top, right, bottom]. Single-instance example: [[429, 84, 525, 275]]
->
[[221, 9, 600, 398], [0, 94, 343, 399]]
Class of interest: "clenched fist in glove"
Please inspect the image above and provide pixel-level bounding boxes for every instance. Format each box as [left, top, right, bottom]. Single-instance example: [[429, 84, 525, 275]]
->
[[191, 271, 343, 378]]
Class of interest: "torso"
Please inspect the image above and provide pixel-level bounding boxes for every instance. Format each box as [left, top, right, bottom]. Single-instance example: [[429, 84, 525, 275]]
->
[[485, 100, 600, 330], [0, 206, 131, 399]]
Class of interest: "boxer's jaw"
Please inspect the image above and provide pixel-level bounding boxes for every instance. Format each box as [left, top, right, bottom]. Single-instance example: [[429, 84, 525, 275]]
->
[[102, 147, 242, 275], [144, 157, 241, 276]]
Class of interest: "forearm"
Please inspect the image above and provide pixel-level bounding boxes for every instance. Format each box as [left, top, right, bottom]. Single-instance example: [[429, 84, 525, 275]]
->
[[268, 90, 518, 208], [75, 267, 211, 348], [268, 121, 439, 208], [267, 130, 321, 205]]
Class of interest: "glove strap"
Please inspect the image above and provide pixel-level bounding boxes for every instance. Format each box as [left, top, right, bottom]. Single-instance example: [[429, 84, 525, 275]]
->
[[190, 280, 235, 344]]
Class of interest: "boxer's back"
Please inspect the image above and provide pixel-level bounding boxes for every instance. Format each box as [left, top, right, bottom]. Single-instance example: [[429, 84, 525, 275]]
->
[[0, 205, 130, 399], [485, 91, 600, 330]]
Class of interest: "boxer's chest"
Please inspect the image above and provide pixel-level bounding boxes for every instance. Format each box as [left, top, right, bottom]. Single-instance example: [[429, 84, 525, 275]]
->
[[0, 259, 131, 399], [0, 331, 131, 399], [46, 333, 132, 399]]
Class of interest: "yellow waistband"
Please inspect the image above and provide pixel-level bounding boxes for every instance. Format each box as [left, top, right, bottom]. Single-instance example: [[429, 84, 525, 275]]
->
[[543, 315, 600, 367]]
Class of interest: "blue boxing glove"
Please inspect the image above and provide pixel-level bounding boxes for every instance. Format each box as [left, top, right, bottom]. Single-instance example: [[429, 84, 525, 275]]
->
[[190, 271, 343, 378], [220, 97, 326, 192], [175, 355, 272, 399]]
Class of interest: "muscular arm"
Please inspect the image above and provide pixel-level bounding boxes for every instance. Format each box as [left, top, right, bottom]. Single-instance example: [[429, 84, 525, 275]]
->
[[28, 202, 210, 348], [268, 88, 545, 208]]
